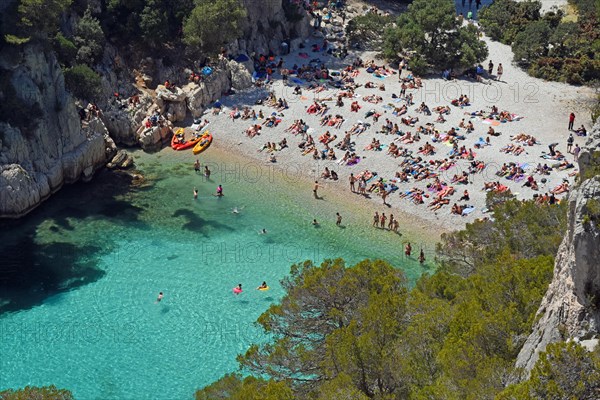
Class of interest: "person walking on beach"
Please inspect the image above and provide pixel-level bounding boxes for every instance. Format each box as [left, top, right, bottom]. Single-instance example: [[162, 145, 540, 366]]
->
[[349, 173, 356, 192], [496, 63, 503, 81], [388, 214, 394, 230], [382, 189, 389, 206], [336, 212, 342, 226], [488, 60, 494, 76], [314, 181, 324, 199], [574, 144, 581, 161], [373, 211, 379, 227], [380, 213, 387, 229], [568, 112, 575, 131], [194, 159, 200, 172], [567, 133, 574, 153]]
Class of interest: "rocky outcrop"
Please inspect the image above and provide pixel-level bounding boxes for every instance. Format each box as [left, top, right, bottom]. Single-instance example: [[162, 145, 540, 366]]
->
[[0, 45, 109, 218], [516, 123, 600, 374]]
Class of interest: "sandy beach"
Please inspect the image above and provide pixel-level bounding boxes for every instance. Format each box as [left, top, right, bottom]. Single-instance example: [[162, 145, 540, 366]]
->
[[183, 7, 595, 233]]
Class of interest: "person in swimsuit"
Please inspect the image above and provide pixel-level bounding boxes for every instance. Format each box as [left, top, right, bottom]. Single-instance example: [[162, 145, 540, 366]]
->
[[216, 185, 223, 197], [257, 282, 268, 290], [204, 165, 211, 179], [336, 212, 342, 226], [194, 159, 200, 172], [419, 249, 425, 264], [156, 292, 164, 303], [193, 188, 198, 200], [313, 181, 323, 199], [405, 242, 412, 257]]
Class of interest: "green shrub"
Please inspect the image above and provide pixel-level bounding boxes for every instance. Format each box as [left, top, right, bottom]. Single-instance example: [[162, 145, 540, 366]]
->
[[63, 64, 102, 100], [53, 32, 77, 66]]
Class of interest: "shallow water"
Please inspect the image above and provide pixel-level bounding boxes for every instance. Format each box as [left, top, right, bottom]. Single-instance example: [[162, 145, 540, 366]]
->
[[0, 147, 435, 399]]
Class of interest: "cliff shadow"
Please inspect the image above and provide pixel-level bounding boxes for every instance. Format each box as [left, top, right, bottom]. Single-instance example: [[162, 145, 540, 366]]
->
[[0, 236, 106, 314]]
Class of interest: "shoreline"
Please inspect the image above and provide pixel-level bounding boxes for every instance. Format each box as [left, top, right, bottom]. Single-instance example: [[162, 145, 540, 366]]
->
[[177, 28, 594, 233]]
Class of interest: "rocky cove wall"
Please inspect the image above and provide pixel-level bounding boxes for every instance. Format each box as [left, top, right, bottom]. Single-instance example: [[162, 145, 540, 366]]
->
[[515, 122, 600, 374], [0, 45, 112, 218]]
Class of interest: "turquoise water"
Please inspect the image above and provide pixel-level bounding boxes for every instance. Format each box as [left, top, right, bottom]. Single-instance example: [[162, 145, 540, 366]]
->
[[0, 147, 435, 399]]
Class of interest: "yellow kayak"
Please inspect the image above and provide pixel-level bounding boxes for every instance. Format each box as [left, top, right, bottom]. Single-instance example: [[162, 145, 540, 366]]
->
[[192, 132, 213, 155]]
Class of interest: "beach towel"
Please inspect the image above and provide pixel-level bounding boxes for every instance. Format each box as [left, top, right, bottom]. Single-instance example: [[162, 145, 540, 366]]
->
[[291, 77, 305, 85], [372, 73, 386, 80], [462, 207, 475, 215], [299, 52, 309, 58], [347, 157, 362, 166]]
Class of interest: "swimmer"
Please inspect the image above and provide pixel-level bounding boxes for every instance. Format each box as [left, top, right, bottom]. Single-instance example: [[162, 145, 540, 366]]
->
[[155, 292, 164, 303], [233, 284, 243, 295], [257, 281, 268, 290], [193, 187, 198, 200], [312, 219, 319, 226], [259, 228, 267, 234]]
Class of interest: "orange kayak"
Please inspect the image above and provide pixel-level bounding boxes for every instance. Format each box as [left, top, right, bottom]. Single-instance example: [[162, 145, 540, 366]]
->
[[193, 132, 213, 155], [171, 128, 203, 151]]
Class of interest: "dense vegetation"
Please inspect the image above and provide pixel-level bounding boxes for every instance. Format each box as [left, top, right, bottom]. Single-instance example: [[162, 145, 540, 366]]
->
[[0, 0, 249, 101], [382, 0, 488, 74], [478, 0, 600, 84], [195, 196, 581, 399]]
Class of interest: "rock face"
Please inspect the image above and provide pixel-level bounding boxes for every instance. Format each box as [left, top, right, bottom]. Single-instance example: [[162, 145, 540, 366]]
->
[[516, 123, 600, 374], [0, 45, 108, 218]]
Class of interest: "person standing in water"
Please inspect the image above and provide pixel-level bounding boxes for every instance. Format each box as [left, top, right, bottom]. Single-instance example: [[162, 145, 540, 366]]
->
[[349, 173, 356, 192], [405, 242, 412, 257], [419, 249, 426, 264], [194, 159, 200, 172], [193, 187, 198, 200], [313, 181, 324, 199], [336, 212, 342, 226], [373, 211, 379, 227], [216, 184, 223, 197], [155, 292, 164, 303], [204, 165, 211, 179]]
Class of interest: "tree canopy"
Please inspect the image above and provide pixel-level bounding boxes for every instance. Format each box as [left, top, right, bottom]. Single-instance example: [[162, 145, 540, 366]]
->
[[183, 0, 247, 56], [0, 385, 74, 400], [383, 0, 488, 74]]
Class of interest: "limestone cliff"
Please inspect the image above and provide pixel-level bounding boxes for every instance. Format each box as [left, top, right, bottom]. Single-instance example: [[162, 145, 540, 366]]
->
[[516, 122, 600, 373], [0, 45, 109, 218]]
